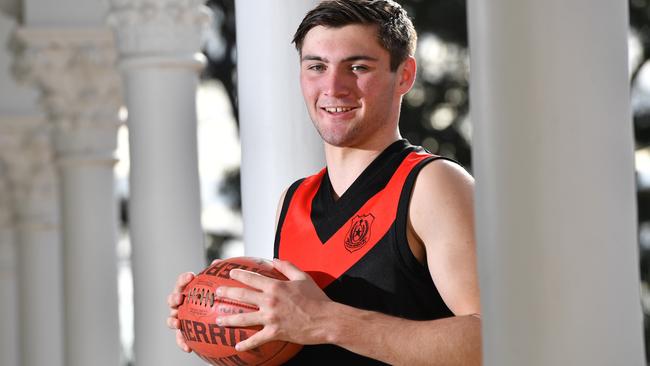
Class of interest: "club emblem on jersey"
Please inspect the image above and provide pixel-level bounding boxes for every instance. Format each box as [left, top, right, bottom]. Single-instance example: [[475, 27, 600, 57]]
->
[[344, 213, 375, 252]]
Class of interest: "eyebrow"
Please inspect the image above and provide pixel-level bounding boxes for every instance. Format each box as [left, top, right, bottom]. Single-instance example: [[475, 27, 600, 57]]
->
[[301, 55, 380, 63]]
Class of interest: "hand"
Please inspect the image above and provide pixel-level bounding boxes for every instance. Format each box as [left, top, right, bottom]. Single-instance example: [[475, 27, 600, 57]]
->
[[166, 271, 196, 353], [216, 259, 333, 351]]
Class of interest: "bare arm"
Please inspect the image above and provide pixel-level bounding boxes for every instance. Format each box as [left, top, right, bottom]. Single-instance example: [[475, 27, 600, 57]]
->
[[317, 302, 480, 366], [218, 160, 481, 365], [274, 188, 288, 232]]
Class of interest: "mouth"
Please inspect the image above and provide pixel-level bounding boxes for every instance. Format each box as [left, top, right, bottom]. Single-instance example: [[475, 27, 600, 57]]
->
[[320, 106, 358, 115]]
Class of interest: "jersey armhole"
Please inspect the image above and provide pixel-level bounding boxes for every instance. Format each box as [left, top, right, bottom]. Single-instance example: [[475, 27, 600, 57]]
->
[[393, 156, 464, 279], [273, 178, 306, 258]]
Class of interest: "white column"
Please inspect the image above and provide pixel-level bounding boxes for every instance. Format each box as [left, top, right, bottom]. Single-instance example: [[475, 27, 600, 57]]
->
[[235, 0, 324, 258], [2, 13, 65, 366], [468, 1, 645, 365], [0, 115, 64, 366], [108, 2, 208, 365], [13, 28, 122, 366], [0, 163, 19, 366], [0, 14, 25, 366]]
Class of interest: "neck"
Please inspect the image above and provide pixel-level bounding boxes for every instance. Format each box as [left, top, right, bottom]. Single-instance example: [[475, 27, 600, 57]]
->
[[324, 132, 401, 199]]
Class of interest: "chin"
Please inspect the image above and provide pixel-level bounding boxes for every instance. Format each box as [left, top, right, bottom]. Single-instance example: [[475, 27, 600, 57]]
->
[[322, 133, 363, 148], [313, 117, 368, 148]]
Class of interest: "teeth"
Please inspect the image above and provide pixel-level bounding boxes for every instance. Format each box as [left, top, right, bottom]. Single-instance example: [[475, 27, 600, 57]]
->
[[325, 107, 354, 113]]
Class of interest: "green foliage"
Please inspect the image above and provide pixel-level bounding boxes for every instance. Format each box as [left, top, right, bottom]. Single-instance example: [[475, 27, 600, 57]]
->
[[399, 0, 471, 169]]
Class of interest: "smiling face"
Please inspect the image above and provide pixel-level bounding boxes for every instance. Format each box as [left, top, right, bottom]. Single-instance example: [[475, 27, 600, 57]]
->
[[299, 24, 415, 149]]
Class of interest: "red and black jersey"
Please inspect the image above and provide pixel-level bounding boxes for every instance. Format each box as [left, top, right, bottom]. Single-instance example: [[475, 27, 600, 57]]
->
[[274, 140, 458, 365]]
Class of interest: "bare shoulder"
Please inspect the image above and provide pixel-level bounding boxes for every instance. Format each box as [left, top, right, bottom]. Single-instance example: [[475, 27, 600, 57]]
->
[[413, 159, 474, 200], [409, 159, 474, 228], [408, 159, 479, 316], [274, 187, 289, 231]]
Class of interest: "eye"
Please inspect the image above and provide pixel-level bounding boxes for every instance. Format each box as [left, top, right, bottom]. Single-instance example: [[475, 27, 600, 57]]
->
[[307, 63, 326, 72], [351, 64, 369, 72]]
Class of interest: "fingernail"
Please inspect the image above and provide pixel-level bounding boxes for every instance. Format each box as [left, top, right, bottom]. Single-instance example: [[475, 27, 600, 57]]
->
[[235, 343, 241, 351], [216, 317, 222, 326], [216, 287, 222, 297]]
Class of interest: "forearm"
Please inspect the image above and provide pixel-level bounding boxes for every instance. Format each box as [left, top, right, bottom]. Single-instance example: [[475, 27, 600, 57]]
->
[[323, 301, 481, 366]]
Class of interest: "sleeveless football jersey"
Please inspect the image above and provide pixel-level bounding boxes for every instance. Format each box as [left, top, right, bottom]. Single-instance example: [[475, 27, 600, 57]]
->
[[274, 140, 456, 365]]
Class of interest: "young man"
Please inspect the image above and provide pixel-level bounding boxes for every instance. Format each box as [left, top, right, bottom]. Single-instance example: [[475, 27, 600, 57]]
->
[[167, 1, 481, 364]]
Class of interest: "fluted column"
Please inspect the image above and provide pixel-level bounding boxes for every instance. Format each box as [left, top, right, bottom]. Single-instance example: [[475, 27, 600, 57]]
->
[[13, 28, 122, 366], [0, 115, 64, 366], [235, 0, 324, 258], [108, 1, 207, 364], [468, 1, 645, 365]]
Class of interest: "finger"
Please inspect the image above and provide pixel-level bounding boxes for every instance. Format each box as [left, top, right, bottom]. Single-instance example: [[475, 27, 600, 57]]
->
[[167, 293, 184, 308], [229, 269, 276, 290], [174, 272, 195, 293], [167, 316, 181, 329], [217, 285, 264, 306], [272, 258, 308, 281], [216, 311, 262, 328], [211, 258, 220, 265], [235, 326, 275, 352], [176, 330, 192, 353]]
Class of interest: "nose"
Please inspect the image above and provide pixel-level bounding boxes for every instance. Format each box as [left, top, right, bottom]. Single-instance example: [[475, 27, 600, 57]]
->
[[323, 69, 351, 97]]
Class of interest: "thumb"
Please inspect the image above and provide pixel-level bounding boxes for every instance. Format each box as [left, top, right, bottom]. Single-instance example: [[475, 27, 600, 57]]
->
[[272, 258, 308, 281]]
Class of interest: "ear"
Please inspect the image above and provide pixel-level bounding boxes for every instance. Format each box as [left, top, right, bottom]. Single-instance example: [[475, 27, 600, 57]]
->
[[396, 56, 417, 95]]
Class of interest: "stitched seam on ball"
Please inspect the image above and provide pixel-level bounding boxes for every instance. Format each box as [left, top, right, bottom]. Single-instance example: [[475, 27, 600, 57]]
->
[[217, 297, 259, 310]]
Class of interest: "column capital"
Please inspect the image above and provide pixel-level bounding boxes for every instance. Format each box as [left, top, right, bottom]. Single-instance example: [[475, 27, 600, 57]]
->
[[108, 0, 211, 59], [0, 115, 59, 229], [11, 27, 122, 162]]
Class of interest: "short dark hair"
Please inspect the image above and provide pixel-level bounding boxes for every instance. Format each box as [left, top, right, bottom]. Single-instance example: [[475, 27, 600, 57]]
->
[[292, 0, 417, 71]]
